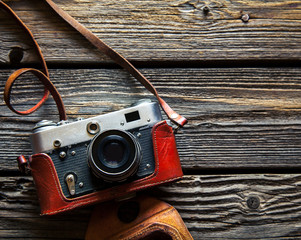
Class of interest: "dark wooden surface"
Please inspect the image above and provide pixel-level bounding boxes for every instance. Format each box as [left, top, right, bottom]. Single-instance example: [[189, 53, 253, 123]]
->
[[1, 0, 301, 239]]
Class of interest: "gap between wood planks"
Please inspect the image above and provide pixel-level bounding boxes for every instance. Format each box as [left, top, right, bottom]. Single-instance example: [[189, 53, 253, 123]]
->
[[1, 59, 301, 70], [3, 167, 301, 178]]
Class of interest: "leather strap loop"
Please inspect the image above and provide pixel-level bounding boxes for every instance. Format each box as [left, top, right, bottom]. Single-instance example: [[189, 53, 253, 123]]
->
[[0, 0, 68, 119], [1, 0, 67, 120], [4, 68, 67, 120]]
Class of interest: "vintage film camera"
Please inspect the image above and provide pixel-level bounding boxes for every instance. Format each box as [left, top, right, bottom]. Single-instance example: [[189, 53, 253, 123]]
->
[[31, 100, 163, 198], [27, 100, 183, 215]]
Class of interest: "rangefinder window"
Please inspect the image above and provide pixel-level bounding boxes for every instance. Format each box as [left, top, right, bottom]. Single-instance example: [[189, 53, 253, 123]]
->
[[125, 111, 140, 123]]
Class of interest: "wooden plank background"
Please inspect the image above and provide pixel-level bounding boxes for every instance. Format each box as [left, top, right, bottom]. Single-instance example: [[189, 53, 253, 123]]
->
[[1, 0, 301, 64], [1, 0, 301, 239]]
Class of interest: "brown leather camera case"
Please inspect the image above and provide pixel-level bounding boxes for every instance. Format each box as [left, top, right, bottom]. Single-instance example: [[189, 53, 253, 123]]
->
[[85, 195, 193, 240], [29, 121, 183, 215]]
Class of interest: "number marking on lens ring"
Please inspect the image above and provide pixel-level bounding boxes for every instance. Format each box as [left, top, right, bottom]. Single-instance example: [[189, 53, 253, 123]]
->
[[87, 121, 100, 135]]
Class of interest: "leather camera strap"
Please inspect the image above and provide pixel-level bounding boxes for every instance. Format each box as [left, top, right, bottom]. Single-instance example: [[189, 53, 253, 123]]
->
[[1, 0, 67, 120], [2, 0, 187, 127]]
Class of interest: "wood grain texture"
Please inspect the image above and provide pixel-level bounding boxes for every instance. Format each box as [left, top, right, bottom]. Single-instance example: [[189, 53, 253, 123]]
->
[[1, 174, 301, 239], [1, 0, 301, 239], [0, 0, 300, 64], [1, 68, 301, 171]]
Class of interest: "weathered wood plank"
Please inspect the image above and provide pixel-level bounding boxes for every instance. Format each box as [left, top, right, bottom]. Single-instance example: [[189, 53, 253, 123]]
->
[[0, 0, 300, 64], [1, 174, 301, 239], [1, 68, 301, 171]]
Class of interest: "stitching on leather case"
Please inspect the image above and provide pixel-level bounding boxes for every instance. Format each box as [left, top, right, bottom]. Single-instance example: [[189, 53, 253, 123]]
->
[[44, 177, 181, 215], [33, 153, 65, 203], [33, 154, 96, 214], [123, 221, 181, 240], [35, 154, 97, 215]]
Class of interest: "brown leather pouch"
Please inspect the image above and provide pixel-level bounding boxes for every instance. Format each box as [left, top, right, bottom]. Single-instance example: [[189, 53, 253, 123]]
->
[[85, 195, 193, 240]]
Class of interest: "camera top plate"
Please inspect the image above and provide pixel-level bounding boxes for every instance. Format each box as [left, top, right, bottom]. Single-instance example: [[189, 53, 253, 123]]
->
[[30, 101, 162, 154]]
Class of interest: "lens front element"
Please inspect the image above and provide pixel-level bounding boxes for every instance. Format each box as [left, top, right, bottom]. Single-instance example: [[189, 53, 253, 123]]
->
[[88, 130, 142, 182], [99, 135, 130, 169]]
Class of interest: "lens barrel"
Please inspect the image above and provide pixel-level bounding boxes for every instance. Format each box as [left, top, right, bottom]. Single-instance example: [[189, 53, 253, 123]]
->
[[88, 130, 142, 182]]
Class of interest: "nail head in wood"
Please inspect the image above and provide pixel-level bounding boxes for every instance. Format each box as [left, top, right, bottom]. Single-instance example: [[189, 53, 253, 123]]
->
[[241, 14, 250, 23]]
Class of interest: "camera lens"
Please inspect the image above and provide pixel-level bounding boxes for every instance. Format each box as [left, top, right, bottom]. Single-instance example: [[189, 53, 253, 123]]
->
[[101, 136, 128, 168], [103, 141, 123, 167], [88, 130, 142, 182]]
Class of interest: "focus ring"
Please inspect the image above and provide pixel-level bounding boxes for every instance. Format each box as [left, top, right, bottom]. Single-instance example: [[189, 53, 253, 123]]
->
[[88, 129, 142, 182]]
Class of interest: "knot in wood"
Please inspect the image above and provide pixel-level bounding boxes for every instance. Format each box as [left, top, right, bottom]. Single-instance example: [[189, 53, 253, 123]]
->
[[202, 6, 209, 14], [247, 196, 260, 209], [9, 46, 24, 65]]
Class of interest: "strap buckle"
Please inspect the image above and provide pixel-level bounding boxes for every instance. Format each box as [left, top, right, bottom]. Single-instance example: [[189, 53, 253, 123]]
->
[[166, 120, 181, 134], [17, 155, 31, 174]]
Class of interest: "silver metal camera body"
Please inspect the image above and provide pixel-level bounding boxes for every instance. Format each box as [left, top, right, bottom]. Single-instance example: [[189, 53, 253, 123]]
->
[[30, 100, 163, 198]]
